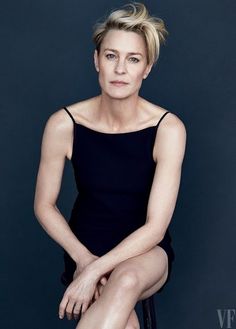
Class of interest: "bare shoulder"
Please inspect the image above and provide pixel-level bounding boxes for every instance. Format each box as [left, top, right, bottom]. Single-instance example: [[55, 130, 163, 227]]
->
[[157, 111, 186, 164], [45, 107, 73, 139], [44, 96, 97, 159], [158, 107, 187, 139], [62, 96, 99, 124], [144, 100, 187, 163], [42, 106, 78, 160], [142, 98, 186, 135], [46, 95, 97, 140]]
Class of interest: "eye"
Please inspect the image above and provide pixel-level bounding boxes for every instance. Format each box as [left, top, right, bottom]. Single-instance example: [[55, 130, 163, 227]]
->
[[105, 53, 116, 60], [129, 57, 140, 63]]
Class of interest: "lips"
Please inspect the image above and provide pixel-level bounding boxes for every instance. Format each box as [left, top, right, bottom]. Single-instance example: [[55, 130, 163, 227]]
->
[[110, 80, 129, 86]]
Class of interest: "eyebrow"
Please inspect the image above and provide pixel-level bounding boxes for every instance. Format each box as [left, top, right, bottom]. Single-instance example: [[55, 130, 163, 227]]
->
[[103, 48, 143, 56]]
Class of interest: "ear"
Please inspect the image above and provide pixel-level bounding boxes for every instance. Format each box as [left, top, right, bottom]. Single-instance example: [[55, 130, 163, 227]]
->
[[94, 49, 99, 72], [143, 62, 153, 79]]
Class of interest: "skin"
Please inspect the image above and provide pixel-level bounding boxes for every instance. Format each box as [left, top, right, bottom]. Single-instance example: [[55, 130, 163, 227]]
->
[[34, 29, 186, 329]]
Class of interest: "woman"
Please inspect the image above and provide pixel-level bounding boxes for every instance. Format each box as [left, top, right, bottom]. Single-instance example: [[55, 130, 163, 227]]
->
[[34, 2, 186, 329]]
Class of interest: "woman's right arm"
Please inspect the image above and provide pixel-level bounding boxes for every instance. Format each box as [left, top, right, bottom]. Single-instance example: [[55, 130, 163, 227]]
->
[[33, 109, 91, 266]]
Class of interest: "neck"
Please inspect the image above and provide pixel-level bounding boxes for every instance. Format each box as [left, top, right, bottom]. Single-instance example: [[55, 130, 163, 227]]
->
[[95, 92, 144, 131]]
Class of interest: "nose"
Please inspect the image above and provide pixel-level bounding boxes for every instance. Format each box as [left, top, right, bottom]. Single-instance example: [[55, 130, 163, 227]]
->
[[114, 58, 127, 74]]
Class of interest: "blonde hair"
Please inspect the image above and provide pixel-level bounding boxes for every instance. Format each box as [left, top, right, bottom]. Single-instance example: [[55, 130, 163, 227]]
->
[[92, 2, 168, 65]]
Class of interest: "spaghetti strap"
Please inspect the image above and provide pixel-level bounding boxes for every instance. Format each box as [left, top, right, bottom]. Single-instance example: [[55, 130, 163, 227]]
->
[[63, 106, 76, 124], [155, 111, 170, 129]]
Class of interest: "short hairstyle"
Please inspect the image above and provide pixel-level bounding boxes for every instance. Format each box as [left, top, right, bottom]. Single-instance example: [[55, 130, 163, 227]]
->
[[92, 2, 168, 65]]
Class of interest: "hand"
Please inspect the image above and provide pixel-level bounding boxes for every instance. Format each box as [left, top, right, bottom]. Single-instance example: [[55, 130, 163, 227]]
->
[[94, 275, 108, 301], [73, 253, 99, 281], [59, 266, 99, 321], [73, 253, 108, 306]]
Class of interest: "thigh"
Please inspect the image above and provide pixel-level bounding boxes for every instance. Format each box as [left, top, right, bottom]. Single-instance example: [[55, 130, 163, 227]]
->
[[109, 245, 168, 297]]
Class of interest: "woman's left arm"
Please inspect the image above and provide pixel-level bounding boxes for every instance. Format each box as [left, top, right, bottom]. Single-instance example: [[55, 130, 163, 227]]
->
[[89, 114, 187, 279]]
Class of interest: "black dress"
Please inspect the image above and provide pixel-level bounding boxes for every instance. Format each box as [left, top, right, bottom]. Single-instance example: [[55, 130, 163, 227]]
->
[[60, 106, 175, 291]]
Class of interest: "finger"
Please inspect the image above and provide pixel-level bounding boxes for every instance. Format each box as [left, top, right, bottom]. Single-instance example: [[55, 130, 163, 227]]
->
[[81, 300, 90, 317], [96, 286, 100, 298], [66, 299, 76, 320], [100, 277, 107, 285], [98, 284, 104, 295], [94, 287, 98, 300], [59, 296, 69, 319], [73, 303, 81, 321]]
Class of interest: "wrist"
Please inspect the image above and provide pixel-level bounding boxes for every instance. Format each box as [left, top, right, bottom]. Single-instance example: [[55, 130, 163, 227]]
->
[[74, 250, 93, 267], [86, 259, 103, 280]]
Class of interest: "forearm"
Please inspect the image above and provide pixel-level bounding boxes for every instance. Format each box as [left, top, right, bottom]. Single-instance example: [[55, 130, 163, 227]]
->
[[89, 223, 164, 278], [34, 204, 91, 264]]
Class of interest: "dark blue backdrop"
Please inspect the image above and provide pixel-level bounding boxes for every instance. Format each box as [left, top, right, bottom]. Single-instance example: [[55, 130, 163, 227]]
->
[[1, 1, 235, 328]]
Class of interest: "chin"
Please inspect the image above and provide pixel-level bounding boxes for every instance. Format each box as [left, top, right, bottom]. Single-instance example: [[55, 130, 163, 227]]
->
[[103, 88, 135, 100], [107, 92, 132, 100]]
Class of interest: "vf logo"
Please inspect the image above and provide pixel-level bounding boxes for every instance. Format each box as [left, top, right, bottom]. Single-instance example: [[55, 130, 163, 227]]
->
[[217, 309, 236, 328]]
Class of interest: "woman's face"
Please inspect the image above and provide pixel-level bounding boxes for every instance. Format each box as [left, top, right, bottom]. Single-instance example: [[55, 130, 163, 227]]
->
[[94, 29, 153, 99]]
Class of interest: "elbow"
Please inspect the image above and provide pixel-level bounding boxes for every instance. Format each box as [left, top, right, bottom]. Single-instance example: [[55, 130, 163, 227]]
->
[[155, 231, 165, 245], [33, 201, 54, 222], [33, 202, 44, 221], [146, 223, 165, 245], [33, 200, 39, 219], [157, 232, 165, 245], [33, 197, 43, 219]]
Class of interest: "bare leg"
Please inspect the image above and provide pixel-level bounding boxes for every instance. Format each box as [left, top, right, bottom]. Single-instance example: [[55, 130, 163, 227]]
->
[[124, 308, 140, 329], [92, 277, 141, 329], [76, 246, 168, 329], [88, 276, 141, 329]]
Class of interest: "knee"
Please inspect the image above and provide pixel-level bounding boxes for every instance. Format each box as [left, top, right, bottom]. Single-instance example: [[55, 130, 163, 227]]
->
[[113, 268, 140, 291]]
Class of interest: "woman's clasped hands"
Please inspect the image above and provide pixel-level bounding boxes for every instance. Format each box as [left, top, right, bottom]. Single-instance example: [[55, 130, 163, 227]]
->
[[58, 254, 108, 321]]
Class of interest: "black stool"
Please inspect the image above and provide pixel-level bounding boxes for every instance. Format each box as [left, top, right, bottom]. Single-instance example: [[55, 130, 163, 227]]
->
[[141, 295, 157, 329]]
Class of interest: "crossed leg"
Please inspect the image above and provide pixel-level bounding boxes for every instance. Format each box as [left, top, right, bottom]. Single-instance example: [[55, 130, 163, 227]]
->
[[76, 245, 169, 329]]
